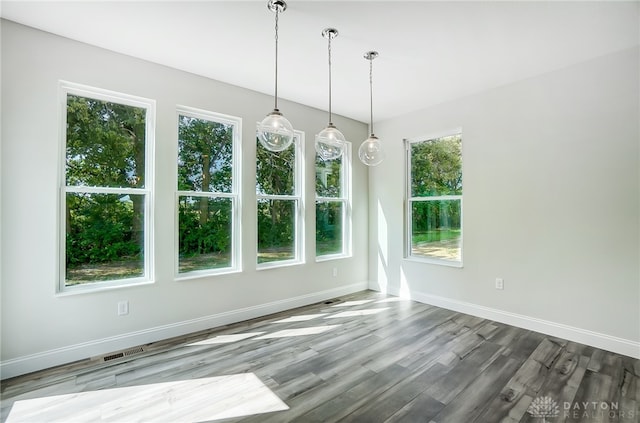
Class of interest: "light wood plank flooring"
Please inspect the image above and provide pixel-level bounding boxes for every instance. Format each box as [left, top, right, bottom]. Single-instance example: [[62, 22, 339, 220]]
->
[[1, 290, 638, 422]]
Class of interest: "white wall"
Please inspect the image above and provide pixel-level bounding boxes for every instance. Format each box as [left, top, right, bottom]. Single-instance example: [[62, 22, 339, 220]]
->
[[0, 20, 369, 378], [369, 46, 640, 357]]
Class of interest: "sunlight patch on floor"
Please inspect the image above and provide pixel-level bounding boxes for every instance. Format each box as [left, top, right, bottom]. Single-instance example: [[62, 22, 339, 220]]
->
[[5, 373, 288, 422], [272, 313, 327, 323], [325, 307, 390, 318], [254, 325, 340, 339], [331, 300, 374, 307], [186, 332, 266, 346]]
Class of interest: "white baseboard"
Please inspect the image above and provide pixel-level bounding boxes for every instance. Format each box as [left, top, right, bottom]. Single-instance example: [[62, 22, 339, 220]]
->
[[1, 282, 368, 380], [382, 285, 639, 359]]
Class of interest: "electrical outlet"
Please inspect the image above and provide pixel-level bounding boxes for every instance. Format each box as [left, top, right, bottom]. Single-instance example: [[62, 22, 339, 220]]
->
[[332, 267, 338, 277], [117, 301, 129, 316], [495, 278, 504, 290]]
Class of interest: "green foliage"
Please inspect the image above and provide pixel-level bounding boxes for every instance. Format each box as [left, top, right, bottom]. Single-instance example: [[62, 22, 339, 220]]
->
[[176, 116, 236, 271], [178, 115, 233, 193], [65, 95, 147, 282], [66, 95, 146, 188], [411, 200, 461, 238], [410, 134, 463, 246], [412, 200, 461, 229], [179, 199, 230, 254], [257, 199, 294, 249], [256, 138, 295, 195], [411, 134, 462, 197], [316, 155, 342, 198], [412, 229, 461, 244], [66, 193, 143, 272], [316, 201, 343, 255], [315, 155, 344, 256], [256, 139, 296, 256], [65, 95, 349, 274]]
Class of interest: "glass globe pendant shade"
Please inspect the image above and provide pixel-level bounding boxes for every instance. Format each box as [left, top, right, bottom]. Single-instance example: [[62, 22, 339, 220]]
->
[[257, 109, 294, 152], [358, 135, 385, 166], [315, 123, 345, 161]]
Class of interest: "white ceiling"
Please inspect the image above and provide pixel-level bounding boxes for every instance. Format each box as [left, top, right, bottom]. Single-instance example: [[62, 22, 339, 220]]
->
[[2, 1, 638, 123]]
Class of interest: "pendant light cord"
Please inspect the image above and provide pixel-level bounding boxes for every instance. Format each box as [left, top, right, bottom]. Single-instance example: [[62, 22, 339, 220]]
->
[[274, 8, 280, 111], [369, 57, 374, 136], [327, 35, 333, 125]]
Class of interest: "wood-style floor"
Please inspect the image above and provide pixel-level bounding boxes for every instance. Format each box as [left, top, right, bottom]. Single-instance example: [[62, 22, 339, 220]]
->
[[1, 290, 638, 422]]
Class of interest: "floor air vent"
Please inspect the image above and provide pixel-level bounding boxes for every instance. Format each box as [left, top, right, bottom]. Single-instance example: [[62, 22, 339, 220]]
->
[[102, 346, 145, 362]]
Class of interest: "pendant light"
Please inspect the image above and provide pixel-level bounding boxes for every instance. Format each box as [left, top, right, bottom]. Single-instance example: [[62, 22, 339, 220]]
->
[[257, 0, 294, 152], [315, 28, 346, 161], [358, 51, 385, 166]]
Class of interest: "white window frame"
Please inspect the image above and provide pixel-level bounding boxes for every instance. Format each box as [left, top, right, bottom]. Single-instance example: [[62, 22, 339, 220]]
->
[[316, 141, 352, 261], [58, 81, 156, 293], [175, 106, 242, 279], [256, 130, 305, 269], [405, 129, 463, 268]]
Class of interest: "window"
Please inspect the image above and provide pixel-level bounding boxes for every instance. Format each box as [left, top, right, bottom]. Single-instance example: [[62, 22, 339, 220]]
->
[[256, 131, 304, 267], [61, 82, 155, 290], [177, 107, 241, 276], [406, 131, 462, 265], [316, 143, 351, 259]]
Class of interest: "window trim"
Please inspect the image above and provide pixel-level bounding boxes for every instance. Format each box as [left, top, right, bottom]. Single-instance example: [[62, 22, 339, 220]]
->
[[256, 130, 305, 270], [404, 129, 463, 267], [315, 141, 352, 261], [58, 81, 156, 294], [174, 105, 242, 280]]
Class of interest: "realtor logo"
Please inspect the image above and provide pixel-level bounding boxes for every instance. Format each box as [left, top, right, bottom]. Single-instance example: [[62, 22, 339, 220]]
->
[[528, 396, 560, 422]]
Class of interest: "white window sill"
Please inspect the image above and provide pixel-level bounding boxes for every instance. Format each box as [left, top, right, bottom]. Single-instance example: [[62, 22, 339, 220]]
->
[[403, 256, 464, 268], [175, 267, 242, 282], [56, 278, 155, 297], [257, 259, 304, 271], [315, 253, 351, 262]]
